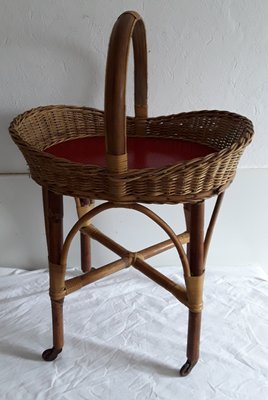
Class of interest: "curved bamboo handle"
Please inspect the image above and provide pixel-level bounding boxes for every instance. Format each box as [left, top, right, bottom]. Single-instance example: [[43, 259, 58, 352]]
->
[[104, 11, 148, 173]]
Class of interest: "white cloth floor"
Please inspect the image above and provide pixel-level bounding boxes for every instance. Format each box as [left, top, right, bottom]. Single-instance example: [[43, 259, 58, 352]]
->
[[0, 265, 267, 400]]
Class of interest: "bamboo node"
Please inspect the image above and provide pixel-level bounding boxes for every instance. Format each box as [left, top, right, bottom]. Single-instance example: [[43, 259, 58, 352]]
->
[[128, 251, 144, 266], [49, 287, 66, 301], [48, 262, 66, 300], [184, 272, 205, 313]]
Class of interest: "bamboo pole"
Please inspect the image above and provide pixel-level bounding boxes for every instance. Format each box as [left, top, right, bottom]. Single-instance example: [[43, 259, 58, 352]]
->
[[82, 224, 189, 261], [65, 258, 128, 295], [133, 258, 187, 305]]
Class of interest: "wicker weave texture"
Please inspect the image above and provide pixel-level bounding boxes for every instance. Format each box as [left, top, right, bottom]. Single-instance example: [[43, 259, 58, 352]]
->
[[9, 105, 253, 204]]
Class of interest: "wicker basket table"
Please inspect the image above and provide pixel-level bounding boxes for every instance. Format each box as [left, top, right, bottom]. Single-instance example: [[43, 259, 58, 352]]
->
[[9, 11, 253, 376]]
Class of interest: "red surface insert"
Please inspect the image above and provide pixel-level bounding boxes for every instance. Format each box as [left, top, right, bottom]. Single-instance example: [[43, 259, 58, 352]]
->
[[45, 136, 215, 169]]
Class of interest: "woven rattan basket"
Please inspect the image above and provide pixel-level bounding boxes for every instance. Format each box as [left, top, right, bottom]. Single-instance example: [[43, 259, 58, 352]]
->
[[9, 13, 253, 205], [8, 10, 255, 377]]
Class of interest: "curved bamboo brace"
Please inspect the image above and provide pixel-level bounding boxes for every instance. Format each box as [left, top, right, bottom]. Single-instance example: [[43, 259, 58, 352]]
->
[[60, 202, 190, 276], [82, 224, 189, 261], [204, 192, 224, 264], [105, 11, 147, 172], [65, 229, 188, 307], [114, 203, 190, 276], [61, 202, 114, 267], [75, 197, 94, 224]]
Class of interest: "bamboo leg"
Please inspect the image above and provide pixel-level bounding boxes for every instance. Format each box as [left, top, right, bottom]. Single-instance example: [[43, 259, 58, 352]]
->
[[42, 190, 64, 361], [180, 201, 204, 376], [75, 198, 94, 272], [81, 233, 91, 272], [42, 187, 50, 253], [79, 198, 92, 272]]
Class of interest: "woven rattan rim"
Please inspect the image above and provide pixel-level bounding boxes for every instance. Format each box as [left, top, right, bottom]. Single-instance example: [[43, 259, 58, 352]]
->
[[9, 105, 253, 204]]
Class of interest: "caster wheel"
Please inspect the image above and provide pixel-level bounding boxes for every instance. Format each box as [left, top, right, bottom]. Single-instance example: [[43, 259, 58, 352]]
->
[[42, 347, 62, 361], [180, 360, 197, 376]]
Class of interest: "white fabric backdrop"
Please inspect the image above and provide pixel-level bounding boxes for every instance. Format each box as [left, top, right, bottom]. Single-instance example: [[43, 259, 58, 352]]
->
[[0, 265, 267, 399]]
